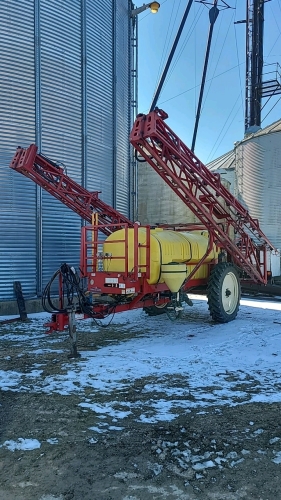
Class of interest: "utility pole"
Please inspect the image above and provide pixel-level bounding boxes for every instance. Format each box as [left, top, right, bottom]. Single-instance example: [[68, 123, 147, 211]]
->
[[245, 0, 264, 132], [237, 0, 281, 133]]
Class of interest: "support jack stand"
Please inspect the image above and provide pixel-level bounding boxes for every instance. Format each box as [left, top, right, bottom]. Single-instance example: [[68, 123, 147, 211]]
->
[[67, 306, 81, 359]]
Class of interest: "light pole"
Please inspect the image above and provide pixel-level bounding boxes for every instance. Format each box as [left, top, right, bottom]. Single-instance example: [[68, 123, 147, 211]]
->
[[131, 2, 160, 17], [130, 2, 160, 221]]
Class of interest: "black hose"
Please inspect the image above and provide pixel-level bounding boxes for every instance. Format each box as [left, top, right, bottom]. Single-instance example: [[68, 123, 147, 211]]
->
[[42, 263, 119, 323]]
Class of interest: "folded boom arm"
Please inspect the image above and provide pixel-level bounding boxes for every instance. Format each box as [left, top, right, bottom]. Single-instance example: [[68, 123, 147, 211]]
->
[[10, 144, 133, 236], [130, 109, 277, 284]]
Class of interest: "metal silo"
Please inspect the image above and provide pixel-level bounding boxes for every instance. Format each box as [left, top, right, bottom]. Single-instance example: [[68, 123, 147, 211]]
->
[[207, 120, 281, 250], [235, 121, 281, 249], [138, 161, 232, 227], [138, 163, 199, 225], [0, 0, 135, 301]]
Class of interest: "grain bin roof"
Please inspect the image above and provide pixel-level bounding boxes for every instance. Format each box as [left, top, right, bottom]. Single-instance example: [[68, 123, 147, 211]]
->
[[207, 118, 281, 172], [207, 149, 235, 171], [242, 118, 281, 141]]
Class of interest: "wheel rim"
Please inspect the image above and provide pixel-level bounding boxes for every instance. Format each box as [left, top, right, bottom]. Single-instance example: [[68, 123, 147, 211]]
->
[[155, 303, 168, 309], [222, 272, 239, 314]]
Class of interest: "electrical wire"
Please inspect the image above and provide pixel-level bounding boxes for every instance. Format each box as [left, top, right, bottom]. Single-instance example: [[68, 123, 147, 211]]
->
[[206, 3, 246, 162], [201, 9, 235, 114], [157, 61, 245, 106], [206, 94, 242, 161], [266, 2, 281, 58], [160, 4, 205, 91], [261, 95, 281, 124], [209, 103, 243, 161], [153, 0, 176, 93]]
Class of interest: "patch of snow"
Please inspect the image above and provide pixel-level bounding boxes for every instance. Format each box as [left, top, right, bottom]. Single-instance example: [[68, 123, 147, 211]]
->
[[46, 438, 59, 445], [0, 438, 41, 451], [252, 428, 264, 436], [2, 297, 281, 424], [88, 426, 107, 434], [272, 451, 281, 464], [192, 460, 216, 470], [147, 461, 163, 476], [229, 458, 245, 467], [79, 401, 131, 419], [269, 437, 280, 444]]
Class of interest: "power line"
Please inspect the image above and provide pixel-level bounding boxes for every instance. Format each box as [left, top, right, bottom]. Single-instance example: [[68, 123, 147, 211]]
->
[[207, 92, 243, 161], [158, 61, 245, 105], [266, 2, 281, 58], [261, 95, 281, 123], [201, 9, 235, 113], [153, 0, 176, 93], [163, 3, 205, 87], [208, 105, 242, 161]]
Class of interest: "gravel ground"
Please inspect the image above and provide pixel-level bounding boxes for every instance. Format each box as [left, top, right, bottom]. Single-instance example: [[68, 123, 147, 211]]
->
[[1, 296, 281, 499]]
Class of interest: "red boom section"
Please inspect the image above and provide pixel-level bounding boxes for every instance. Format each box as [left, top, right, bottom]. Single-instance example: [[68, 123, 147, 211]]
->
[[130, 109, 277, 284], [9, 144, 133, 236]]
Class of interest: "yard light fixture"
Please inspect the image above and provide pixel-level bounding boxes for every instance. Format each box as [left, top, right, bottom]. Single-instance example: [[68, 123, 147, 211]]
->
[[131, 2, 160, 16], [149, 2, 160, 13]]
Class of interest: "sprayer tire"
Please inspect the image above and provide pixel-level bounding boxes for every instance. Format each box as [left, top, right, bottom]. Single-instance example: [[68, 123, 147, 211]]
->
[[207, 263, 241, 323], [143, 303, 168, 316]]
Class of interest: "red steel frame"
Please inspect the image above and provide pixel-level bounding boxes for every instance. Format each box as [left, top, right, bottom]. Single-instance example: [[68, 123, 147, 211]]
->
[[79, 221, 213, 299], [44, 220, 216, 332], [9, 109, 279, 332], [130, 109, 277, 285], [9, 143, 215, 332], [10, 145, 133, 236]]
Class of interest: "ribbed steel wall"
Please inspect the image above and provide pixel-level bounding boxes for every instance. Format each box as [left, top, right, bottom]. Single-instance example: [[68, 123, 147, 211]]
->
[[0, 2, 36, 299], [0, 0, 134, 300], [138, 163, 231, 226], [235, 131, 281, 249]]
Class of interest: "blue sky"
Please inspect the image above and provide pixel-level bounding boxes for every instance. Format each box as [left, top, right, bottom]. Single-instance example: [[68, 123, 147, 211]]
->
[[137, 0, 281, 163]]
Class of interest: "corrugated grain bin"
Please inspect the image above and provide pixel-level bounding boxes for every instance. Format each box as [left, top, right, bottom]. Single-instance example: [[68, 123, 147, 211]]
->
[[208, 121, 281, 251], [137, 161, 232, 230], [0, 0, 134, 299]]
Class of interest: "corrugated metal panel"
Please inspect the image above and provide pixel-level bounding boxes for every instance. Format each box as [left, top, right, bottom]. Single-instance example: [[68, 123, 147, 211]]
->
[[115, 0, 131, 216], [236, 131, 281, 249], [86, 0, 114, 205], [0, 0, 36, 299], [241, 118, 281, 142], [138, 163, 233, 227], [138, 163, 199, 225], [207, 149, 235, 171], [0, 0, 134, 302], [40, 0, 82, 285]]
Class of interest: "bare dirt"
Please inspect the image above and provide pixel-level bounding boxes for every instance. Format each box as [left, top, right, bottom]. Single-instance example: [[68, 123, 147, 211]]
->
[[1, 318, 281, 500]]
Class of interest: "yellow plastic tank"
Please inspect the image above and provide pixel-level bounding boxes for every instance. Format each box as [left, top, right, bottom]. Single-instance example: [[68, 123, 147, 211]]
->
[[102, 227, 218, 292]]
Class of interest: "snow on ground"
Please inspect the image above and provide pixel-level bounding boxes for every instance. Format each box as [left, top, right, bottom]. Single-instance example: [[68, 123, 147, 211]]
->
[[1, 295, 281, 429]]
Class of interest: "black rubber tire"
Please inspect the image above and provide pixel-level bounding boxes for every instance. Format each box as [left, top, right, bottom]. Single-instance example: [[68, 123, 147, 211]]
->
[[207, 263, 241, 323], [143, 303, 168, 316]]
